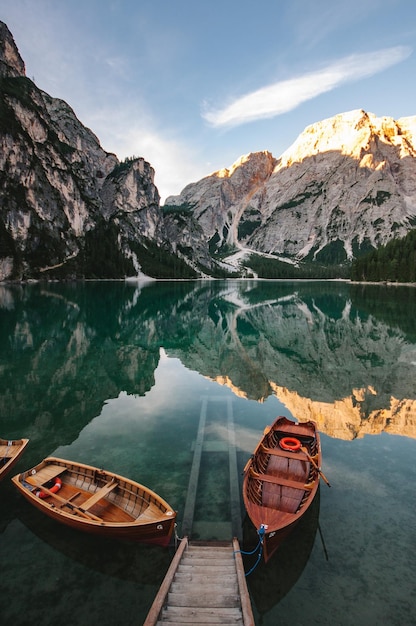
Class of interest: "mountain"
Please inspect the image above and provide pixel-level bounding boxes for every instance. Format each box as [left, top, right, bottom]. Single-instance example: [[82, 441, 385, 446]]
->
[[166, 111, 416, 272], [0, 22, 193, 281]]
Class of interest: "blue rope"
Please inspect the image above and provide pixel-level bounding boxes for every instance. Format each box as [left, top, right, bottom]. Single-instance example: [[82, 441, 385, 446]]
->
[[244, 544, 263, 576], [234, 524, 267, 576], [236, 537, 263, 556]]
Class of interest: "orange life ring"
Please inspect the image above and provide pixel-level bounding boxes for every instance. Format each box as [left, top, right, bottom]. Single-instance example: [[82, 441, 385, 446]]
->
[[279, 437, 301, 452], [36, 477, 62, 499]]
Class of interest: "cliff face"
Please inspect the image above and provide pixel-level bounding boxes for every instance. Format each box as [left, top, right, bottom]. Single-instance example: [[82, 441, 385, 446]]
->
[[250, 110, 416, 261], [0, 21, 25, 78], [0, 21, 162, 281], [164, 152, 277, 254], [166, 110, 416, 267]]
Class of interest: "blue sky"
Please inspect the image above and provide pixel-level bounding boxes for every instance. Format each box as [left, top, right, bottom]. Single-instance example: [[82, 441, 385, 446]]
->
[[1, 0, 415, 202]]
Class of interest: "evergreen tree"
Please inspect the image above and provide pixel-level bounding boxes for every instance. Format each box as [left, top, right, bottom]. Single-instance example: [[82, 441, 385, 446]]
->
[[351, 230, 416, 282]]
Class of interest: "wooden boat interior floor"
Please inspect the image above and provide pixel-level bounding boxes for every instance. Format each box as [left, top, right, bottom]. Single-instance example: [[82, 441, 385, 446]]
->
[[253, 435, 317, 514]]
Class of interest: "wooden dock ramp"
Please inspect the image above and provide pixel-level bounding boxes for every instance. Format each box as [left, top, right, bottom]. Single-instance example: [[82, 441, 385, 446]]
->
[[143, 537, 255, 625], [181, 396, 242, 541]]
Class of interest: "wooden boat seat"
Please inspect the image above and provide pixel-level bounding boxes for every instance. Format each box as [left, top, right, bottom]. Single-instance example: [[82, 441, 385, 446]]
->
[[28, 464, 66, 487], [81, 481, 118, 511], [250, 469, 313, 490], [274, 429, 314, 441]]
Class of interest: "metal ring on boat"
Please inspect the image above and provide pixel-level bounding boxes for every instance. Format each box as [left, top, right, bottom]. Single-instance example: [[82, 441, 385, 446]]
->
[[36, 477, 62, 499], [279, 437, 301, 452]]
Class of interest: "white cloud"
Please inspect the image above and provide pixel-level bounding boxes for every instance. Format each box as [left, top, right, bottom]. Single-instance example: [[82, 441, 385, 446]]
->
[[202, 46, 412, 128]]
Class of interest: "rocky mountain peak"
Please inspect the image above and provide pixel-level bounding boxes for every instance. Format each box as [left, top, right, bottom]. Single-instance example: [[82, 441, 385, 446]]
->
[[167, 109, 416, 269], [278, 109, 416, 168], [215, 150, 276, 179], [164, 151, 277, 253], [0, 21, 25, 78]]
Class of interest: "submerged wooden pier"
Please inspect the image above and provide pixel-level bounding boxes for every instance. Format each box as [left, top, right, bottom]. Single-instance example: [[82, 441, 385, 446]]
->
[[144, 396, 255, 625], [143, 537, 254, 625], [181, 396, 242, 540]]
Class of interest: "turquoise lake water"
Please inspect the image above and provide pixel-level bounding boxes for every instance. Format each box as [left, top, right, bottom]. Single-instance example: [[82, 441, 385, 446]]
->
[[0, 279, 415, 625]]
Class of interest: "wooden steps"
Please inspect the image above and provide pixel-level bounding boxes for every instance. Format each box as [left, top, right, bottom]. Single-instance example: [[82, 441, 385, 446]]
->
[[144, 539, 254, 626]]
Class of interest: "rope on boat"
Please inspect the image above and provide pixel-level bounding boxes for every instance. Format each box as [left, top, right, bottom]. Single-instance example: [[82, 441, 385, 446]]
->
[[234, 524, 267, 576]]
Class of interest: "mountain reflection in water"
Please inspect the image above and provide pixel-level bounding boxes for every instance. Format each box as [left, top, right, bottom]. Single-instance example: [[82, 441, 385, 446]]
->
[[1, 280, 415, 446]]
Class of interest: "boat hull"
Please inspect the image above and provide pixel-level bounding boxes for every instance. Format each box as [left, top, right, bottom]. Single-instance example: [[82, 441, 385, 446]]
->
[[243, 416, 321, 563], [15, 491, 176, 545], [12, 457, 176, 547]]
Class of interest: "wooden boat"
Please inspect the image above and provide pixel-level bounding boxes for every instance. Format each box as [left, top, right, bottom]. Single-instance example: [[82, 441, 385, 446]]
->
[[242, 416, 324, 563], [12, 457, 176, 546], [0, 437, 29, 482]]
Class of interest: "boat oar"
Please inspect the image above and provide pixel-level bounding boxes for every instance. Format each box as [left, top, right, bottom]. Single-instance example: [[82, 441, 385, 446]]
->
[[301, 446, 331, 487], [318, 523, 329, 561], [24, 476, 102, 521]]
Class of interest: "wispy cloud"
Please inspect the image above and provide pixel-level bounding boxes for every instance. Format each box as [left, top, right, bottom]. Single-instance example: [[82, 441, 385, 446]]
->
[[86, 105, 206, 203], [202, 46, 412, 128]]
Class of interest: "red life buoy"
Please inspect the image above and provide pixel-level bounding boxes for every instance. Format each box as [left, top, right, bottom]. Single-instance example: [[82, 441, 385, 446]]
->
[[36, 477, 62, 499], [279, 437, 301, 452]]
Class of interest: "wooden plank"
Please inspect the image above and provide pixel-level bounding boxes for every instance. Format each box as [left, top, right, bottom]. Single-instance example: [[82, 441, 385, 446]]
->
[[181, 398, 207, 536], [27, 464, 66, 486], [250, 468, 312, 490], [167, 592, 240, 608], [227, 398, 243, 541], [81, 481, 118, 511], [179, 560, 235, 570], [174, 572, 237, 584], [233, 538, 255, 626], [157, 605, 244, 623], [143, 536, 189, 626], [136, 501, 163, 522], [170, 581, 238, 594]]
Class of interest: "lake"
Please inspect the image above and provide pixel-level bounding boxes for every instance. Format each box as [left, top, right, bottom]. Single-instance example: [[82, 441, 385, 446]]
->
[[0, 279, 415, 625]]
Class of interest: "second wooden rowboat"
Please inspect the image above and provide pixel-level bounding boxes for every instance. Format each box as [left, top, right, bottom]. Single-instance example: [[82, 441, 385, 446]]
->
[[0, 437, 29, 482], [242, 416, 321, 563], [12, 457, 176, 546]]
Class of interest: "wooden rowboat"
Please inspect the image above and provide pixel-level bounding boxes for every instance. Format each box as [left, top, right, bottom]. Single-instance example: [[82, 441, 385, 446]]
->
[[242, 416, 323, 563], [0, 437, 29, 482], [12, 457, 176, 546]]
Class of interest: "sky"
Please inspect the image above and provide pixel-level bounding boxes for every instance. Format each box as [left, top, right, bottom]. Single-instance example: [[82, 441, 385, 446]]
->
[[1, 0, 415, 202]]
